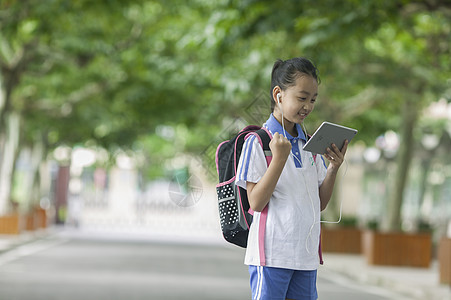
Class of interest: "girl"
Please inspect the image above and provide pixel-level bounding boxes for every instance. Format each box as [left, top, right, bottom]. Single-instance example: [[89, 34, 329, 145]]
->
[[236, 57, 347, 300]]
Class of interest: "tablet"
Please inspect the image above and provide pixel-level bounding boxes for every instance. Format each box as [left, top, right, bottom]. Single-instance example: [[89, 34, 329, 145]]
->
[[302, 122, 358, 155]]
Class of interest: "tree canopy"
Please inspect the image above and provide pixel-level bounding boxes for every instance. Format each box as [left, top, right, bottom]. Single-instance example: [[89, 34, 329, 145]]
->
[[2, 0, 448, 149]]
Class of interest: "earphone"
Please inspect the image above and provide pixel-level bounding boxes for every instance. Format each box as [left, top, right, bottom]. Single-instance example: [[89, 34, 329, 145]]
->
[[276, 93, 288, 139]]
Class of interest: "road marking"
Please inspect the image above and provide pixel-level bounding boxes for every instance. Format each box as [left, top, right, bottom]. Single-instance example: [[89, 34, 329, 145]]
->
[[0, 238, 69, 267]]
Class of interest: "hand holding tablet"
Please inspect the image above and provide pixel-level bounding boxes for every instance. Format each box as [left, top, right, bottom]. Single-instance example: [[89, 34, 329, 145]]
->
[[303, 122, 358, 155]]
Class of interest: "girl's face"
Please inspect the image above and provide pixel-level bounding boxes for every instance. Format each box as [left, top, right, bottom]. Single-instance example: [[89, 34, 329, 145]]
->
[[276, 74, 318, 125]]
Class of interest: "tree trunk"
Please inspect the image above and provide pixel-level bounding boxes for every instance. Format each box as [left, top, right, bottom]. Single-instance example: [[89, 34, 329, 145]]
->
[[382, 99, 420, 232], [0, 112, 21, 214], [0, 64, 20, 215], [31, 140, 46, 209], [0, 77, 7, 184], [19, 139, 46, 212]]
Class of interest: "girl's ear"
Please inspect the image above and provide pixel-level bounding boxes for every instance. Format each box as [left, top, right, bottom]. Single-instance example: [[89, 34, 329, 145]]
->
[[272, 86, 282, 103]]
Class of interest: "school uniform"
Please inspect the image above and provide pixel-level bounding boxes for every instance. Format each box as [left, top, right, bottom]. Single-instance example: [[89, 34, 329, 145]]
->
[[236, 114, 327, 300]]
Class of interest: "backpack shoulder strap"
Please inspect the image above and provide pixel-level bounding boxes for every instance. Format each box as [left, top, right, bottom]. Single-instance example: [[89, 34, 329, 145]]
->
[[255, 128, 272, 166], [252, 128, 272, 265], [244, 128, 272, 166]]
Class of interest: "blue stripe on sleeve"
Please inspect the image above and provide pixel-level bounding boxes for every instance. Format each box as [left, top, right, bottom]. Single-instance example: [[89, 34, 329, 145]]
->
[[238, 135, 256, 182]]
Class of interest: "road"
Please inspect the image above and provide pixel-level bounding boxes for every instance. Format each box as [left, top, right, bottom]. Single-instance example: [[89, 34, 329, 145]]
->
[[0, 232, 397, 300]]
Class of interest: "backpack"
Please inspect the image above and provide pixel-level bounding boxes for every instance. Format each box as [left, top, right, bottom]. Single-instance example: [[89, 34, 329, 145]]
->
[[215, 125, 272, 248]]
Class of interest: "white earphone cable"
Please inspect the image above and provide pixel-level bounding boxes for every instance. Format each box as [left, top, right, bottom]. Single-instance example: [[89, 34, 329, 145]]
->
[[280, 103, 288, 139], [278, 96, 346, 254], [301, 121, 346, 225]]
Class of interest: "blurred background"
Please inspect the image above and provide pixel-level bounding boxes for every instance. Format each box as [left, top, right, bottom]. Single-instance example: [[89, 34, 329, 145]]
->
[[0, 0, 450, 299]]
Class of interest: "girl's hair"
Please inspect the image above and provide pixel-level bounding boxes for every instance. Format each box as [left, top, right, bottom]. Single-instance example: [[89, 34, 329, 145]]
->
[[270, 57, 320, 112]]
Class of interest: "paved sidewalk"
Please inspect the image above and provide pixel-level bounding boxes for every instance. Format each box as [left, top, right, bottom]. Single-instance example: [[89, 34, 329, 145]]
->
[[1, 229, 450, 300], [0, 228, 57, 254], [320, 253, 451, 300]]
